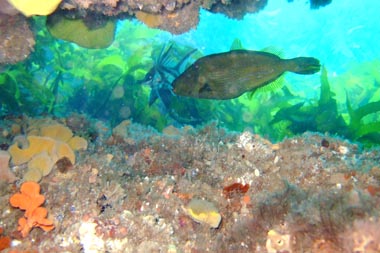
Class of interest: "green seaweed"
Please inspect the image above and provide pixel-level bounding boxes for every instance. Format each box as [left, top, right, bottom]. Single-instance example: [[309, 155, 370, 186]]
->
[[315, 67, 347, 134], [346, 95, 380, 145], [270, 66, 380, 146], [0, 65, 54, 114]]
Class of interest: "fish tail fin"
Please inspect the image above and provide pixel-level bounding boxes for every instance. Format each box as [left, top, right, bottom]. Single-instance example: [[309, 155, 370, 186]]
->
[[286, 57, 321, 74]]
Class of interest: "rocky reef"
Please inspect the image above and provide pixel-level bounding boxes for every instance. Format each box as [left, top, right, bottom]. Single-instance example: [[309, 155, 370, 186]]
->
[[0, 14, 34, 65], [0, 115, 379, 252]]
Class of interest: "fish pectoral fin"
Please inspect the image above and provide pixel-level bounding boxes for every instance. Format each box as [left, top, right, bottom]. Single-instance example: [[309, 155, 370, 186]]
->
[[246, 89, 257, 100], [257, 75, 285, 92], [245, 75, 285, 100]]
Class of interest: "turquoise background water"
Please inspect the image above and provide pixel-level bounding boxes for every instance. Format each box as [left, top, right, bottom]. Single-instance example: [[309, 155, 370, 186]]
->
[[175, 0, 380, 68]]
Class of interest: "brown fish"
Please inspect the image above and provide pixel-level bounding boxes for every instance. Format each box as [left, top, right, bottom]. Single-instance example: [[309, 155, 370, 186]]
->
[[172, 50, 320, 100]]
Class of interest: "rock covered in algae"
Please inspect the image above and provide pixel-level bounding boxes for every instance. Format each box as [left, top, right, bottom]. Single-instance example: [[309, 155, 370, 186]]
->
[[0, 0, 19, 16], [0, 14, 35, 65], [57, 0, 267, 34], [184, 198, 222, 228], [135, 1, 199, 34], [209, 0, 267, 19]]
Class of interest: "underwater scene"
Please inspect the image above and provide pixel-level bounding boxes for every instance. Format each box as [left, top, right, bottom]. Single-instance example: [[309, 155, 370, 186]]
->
[[1, 0, 380, 252]]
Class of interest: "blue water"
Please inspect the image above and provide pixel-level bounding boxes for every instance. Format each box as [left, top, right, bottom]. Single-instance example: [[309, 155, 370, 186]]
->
[[174, 0, 380, 69]]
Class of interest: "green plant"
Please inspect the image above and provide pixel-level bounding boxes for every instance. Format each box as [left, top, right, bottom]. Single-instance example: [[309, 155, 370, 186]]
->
[[0, 65, 54, 114], [270, 66, 380, 146]]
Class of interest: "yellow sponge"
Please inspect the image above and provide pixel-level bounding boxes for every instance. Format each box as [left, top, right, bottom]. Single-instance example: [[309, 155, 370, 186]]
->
[[184, 198, 222, 228], [40, 124, 73, 142], [8, 0, 62, 17], [8, 136, 56, 165]]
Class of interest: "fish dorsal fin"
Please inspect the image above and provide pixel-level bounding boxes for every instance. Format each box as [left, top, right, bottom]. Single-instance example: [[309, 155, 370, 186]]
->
[[260, 46, 284, 58], [246, 75, 286, 99], [230, 38, 244, 50]]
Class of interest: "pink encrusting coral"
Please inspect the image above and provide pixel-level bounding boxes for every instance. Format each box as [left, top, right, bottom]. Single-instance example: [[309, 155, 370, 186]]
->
[[0, 150, 17, 183], [342, 218, 380, 252]]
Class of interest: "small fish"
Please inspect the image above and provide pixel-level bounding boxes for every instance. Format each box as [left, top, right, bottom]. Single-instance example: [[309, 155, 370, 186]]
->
[[172, 50, 321, 100]]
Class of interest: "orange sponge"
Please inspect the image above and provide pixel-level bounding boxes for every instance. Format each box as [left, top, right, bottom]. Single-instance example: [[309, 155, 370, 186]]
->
[[17, 207, 55, 237], [9, 181, 45, 217], [9, 182, 54, 237]]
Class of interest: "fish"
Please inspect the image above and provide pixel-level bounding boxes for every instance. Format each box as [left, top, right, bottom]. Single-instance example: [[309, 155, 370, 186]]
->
[[172, 50, 321, 100]]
